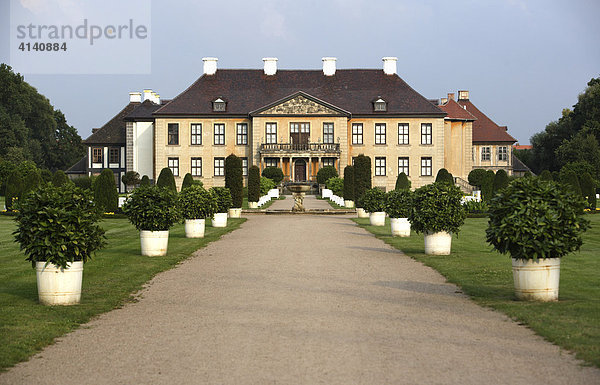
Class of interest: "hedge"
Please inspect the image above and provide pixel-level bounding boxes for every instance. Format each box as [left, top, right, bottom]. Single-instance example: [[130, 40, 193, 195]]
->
[[395, 172, 411, 190], [93, 169, 118, 213], [156, 167, 177, 192], [248, 166, 260, 203], [353, 155, 371, 208], [225, 154, 243, 208], [181, 173, 194, 191], [343, 165, 354, 201]]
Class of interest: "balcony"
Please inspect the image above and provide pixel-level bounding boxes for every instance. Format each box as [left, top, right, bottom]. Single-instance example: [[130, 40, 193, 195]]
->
[[259, 143, 340, 155]]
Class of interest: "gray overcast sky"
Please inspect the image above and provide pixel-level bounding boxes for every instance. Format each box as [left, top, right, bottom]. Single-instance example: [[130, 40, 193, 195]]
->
[[1, 0, 599, 145]]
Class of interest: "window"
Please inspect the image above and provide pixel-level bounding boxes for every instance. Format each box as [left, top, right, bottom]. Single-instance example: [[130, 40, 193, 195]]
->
[[398, 157, 409, 176], [398, 123, 409, 145], [236, 123, 248, 145], [168, 123, 179, 145], [108, 148, 119, 164], [481, 146, 491, 161], [92, 147, 103, 163], [241, 158, 248, 176], [352, 123, 363, 145], [374, 98, 387, 111], [322, 158, 335, 168], [213, 98, 226, 112], [191, 157, 202, 177], [498, 146, 508, 161], [168, 157, 179, 176], [214, 123, 225, 145], [421, 157, 432, 176], [323, 123, 334, 144], [191, 123, 202, 145], [265, 158, 278, 168], [375, 157, 386, 176], [265, 123, 277, 144], [375, 123, 386, 145], [214, 157, 225, 176], [421, 123, 432, 145]]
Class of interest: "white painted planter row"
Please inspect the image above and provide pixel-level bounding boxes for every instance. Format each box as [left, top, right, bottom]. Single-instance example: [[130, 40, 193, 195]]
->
[[390, 218, 410, 237], [36, 261, 83, 305], [256, 194, 273, 207], [322, 189, 332, 199], [184, 219, 205, 238], [424, 231, 452, 255], [228, 208, 242, 218], [344, 200, 354, 208], [248, 201, 258, 209], [212, 212, 228, 227], [369, 211, 386, 226], [512, 258, 560, 301], [140, 230, 169, 256], [356, 208, 369, 218], [268, 188, 279, 198]]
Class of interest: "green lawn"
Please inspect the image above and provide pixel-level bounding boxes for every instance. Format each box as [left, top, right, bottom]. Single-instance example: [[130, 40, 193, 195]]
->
[[316, 196, 346, 209], [353, 215, 600, 368], [242, 196, 284, 209], [0, 216, 245, 371]]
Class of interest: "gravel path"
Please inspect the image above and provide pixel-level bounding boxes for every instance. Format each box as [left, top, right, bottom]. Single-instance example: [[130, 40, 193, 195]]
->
[[268, 195, 333, 210], [1, 215, 598, 384]]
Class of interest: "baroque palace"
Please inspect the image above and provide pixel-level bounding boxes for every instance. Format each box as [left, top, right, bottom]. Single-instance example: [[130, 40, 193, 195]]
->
[[67, 57, 517, 192]]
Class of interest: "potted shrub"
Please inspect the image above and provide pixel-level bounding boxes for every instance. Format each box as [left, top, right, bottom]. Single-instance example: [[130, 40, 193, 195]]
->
[[210, 187, 232, 227], [177, 185, 217, 238], [122, 186, 179, 256], [409, 182, 466, 255], [247, 166, 260, 209], [225, 154, 243, 218], [326, 176, 344, 204], [385, 189, 413, 237], [13, 184, 106, 305], [343, 165, 355, 208], [486, 177, 589, 301], [360, 188, 386, 226]]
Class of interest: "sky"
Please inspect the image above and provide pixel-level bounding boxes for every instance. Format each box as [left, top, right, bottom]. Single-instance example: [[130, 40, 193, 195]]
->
[[1, 0, 599, 145]]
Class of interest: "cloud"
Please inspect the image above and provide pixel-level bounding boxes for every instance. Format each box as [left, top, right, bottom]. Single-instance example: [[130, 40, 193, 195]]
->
[[507, 0, 528, 12], [260, 6, 287, 39]]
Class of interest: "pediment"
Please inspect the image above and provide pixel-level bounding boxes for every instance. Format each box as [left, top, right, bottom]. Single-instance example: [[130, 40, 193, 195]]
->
[[251, 92, 350, 117]]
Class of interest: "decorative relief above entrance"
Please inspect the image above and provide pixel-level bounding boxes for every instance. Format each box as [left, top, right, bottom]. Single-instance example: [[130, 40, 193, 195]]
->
[[259, 95, 340, 115]]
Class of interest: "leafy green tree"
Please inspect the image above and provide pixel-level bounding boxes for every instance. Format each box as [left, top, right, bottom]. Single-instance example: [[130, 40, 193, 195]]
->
[[94, 169, 118, 213], [72, 176, 92, 190], [225, 154, 243, 208], [343, 166, 354, 201], [435, 168, 454, 184], [140, 175, 151, 187], [121, 171, 141, 192], [181, 173, 194, 191], [39, 169, 52, 183], [0, 159, 16, 196], [247, 166, 260, 203], [579, 172, 596, 209], [316, 166, 338, 185], [261, 167, 284, 185], [539, 170, 553, 181], [353, 155, 371, 207], [23, 169, 42, 195], [395, 172, 411, 190], [481, 170, 495, 201], [560, 169, 582, 197], [468, 169, 487, 188], [5, 170, 24, 210], [51, 170, 70, 187], [492, 169, 509, 194], [156, 167, 177, 193]]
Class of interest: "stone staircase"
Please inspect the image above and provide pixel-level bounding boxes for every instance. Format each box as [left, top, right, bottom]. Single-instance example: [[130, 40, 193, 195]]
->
[[454, 176, 474, 194]]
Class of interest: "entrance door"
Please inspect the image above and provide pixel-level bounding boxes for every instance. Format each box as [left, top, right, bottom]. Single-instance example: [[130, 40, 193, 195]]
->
[[290, 123, 310, 150], [294, 159, 307, 182]]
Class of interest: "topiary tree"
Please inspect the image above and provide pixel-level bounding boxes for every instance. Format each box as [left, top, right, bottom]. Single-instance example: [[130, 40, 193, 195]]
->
[[579, 172, 596, 209], [493, 169, 509, 194], [94, 169, 118, 213], [395, 172, 411, 190], [177, 185, 217, 219], [248, 166, 260, 203], [481, 170, 496, 201], [140, 175, 151, 187], [560, 169, 582, 197], [539, 170, 553, 181], [122, 186, 179, 231], [209, 187, 233, 213], [121, 171, 140, 192], [343, 166, 354, 201], [156, 167, 177, 193], [468, 168, 487, 188], [72, 176, 92, 190], [409, 182, 466, 235], [5, 170, 24, 210], [435, 168, 454, 184], [225, 154, 243, 208], [261, 167, 284, 185], [52, 170, 70, 187], [181, 173, 194, 191], [358, 188, 386, 213], [316, 166, 338, 185], [353, 155, 372, 208]]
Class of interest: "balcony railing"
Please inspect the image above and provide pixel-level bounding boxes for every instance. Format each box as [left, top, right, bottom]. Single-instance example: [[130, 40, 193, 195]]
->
[[260, 143, 340, 154]]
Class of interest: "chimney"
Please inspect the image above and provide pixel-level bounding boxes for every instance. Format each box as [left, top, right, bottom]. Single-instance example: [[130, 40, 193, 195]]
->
[[382, 57, 397, 75], [143, 89, 154, 102], [322, 57, 336, 76], [441, 97, 448, 105], [202, 57, 218, 75], [447, 92, 455, 101], [152, 92, 160, 104], [129, 92, 142, 103], [458, 90, 469, 101], [263, 57, 278, 75]]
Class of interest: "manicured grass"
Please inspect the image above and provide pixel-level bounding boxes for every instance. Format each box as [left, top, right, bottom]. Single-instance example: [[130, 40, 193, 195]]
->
[[353, 215, 600, 368], [242, 196, 284, 209], [316, 196, 345, 209], [0, 216, 245, 371]]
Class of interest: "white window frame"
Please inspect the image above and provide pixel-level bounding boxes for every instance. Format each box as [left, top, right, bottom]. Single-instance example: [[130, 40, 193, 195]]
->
[[375, 157, 386, 176], [498, 146, 508, 161], [191, 123, 202, 145], [375, 123, 386, 145], [265, 123, 277, 144], [421, 123, 432, 145], [421, 157, 432, 176], [214, 123, 225, 145], [242, 158, 248, 176], [398, 157, 409, 176], [398, 123, 409, 145], [481, 146, 491, 161], [191, 157, 202, 177], [323, 123, 334, 144], [352, 123, 363, 145], [214, 157, 225, 176], [168, 157, 179, 177], [236, 123, 247, 145]]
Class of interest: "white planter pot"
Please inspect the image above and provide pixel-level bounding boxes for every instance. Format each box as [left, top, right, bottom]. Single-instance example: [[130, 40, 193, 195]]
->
[[268, 188, 279, 198], [228, 208, 242, 218], [36, 261, 83, 305], [212, 212, 228, 227], [390, 217, 411, 237], [140, 230, 169, 256], [118, 196, 126, 208], [424, 231, 452, 255], [322, 189, 332, 199], [344, 200, 355, 208], [356, 208, 369, 218], [512, 258, 560, 301], [184, 219, 205, 238], [369, 211, 386, 226], [248, 201, 258, 209]]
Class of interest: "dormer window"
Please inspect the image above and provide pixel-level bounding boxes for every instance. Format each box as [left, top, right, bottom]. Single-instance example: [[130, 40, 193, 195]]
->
[[373, 98, 387, 112], [212, 98, 226, 112]]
